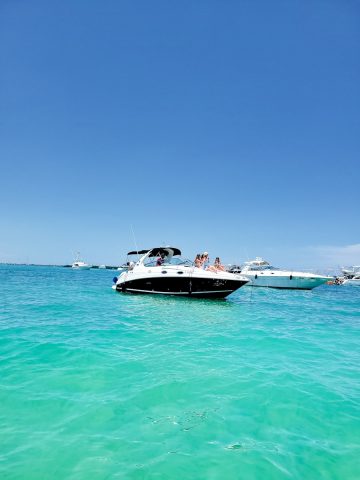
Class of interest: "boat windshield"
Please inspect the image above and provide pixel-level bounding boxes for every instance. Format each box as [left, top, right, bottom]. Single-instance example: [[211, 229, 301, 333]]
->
[[144, 256, 193, 267], [247, 264, 278, 271]]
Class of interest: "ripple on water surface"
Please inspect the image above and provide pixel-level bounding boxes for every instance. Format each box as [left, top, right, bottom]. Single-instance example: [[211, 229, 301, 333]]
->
[[0, 265, 359, 479]]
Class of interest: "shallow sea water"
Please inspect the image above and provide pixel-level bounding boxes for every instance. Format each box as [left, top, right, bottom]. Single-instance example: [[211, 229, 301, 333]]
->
[[0, 265, 359, 479]]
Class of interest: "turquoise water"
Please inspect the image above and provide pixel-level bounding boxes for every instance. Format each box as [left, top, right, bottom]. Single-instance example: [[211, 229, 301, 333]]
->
[[1, 265, 359, 479]]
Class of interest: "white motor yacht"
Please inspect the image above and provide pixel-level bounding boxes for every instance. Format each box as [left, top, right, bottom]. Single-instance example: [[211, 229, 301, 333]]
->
[[112, 247, 249, 298], [341, 265, 360, 279], [240, 257, 331, 290], [342, 274, 360, 286], [72, 253, 91, 270]]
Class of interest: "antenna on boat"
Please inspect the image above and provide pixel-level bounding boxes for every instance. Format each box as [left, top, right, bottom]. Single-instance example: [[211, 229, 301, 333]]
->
[[130, 224, 140, 259]]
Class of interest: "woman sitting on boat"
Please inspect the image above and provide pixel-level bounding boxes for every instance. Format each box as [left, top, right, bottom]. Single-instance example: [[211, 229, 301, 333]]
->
[[204, 256, 225, 273], [194, 254, 202, 268], [202, 252, 210, 270], [214, 257, 225, 271]]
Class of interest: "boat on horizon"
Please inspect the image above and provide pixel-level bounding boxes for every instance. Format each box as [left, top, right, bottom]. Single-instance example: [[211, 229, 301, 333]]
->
[[72, 252, 91, 270], [342, 274, 360, 286], [341, 265, 360, 279], [112, 247, 249, 298], [234, 257, 331, 290]]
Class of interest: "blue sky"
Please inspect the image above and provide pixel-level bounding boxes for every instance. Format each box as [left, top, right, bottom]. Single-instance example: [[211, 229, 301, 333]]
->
[[1, 0, 359, 269]]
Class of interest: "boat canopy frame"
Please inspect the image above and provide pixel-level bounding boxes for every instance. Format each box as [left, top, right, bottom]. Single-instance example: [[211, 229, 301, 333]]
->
[[127, 247, 182, 257]]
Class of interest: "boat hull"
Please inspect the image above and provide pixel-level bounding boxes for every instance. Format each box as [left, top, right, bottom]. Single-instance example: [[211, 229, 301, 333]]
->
[[342, 279, 360, 286], [115, 275, 247, 298], [244, 275, 329, 290]]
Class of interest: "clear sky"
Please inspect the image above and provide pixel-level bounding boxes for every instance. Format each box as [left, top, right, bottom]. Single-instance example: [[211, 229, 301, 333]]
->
[[1, 0, 359, 270]]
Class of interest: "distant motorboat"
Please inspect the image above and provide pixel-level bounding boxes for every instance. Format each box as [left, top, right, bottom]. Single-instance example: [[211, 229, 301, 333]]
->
[[72, 252, 91, 270], [239, 257, 331, 290], [98, 265, 106, 269], [341, 265, 360, 279], [72, 261, 91, 270], [117, 264, 128, 272], [342, 274, 360, 286]]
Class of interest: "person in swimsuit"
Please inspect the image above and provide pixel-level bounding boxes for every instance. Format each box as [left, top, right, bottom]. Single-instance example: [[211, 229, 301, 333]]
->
[[202, 252, 210, 270], [194, 254, 202, 268], [214, 257, 225, 271]]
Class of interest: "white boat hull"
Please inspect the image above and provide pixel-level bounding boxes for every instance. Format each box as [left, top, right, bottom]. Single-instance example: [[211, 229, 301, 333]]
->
[[342, 279, 360, 286], [239, 257, 331, 290], [115, 266, 248, 298], [244, 273, 329, 289], [72, 264, 91, 270]]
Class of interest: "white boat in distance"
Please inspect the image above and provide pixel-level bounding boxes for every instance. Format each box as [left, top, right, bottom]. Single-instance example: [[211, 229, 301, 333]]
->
[[72, 252, 91, 270], [113, 247, 249, 298], [342, 274, 360, 286], [239, 257, 331, 290], [341, 265, 360, 279]]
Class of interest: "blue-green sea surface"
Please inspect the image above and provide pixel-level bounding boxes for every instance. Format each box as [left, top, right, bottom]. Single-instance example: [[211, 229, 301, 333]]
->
[[0, 265, 359, 479]]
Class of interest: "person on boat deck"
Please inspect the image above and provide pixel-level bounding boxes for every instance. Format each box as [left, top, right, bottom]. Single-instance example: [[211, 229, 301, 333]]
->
[[194, 254, 202, 268], [156, 252, 166, 266], [214, 257, 225, 271], [202, 252, 210, 270]]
